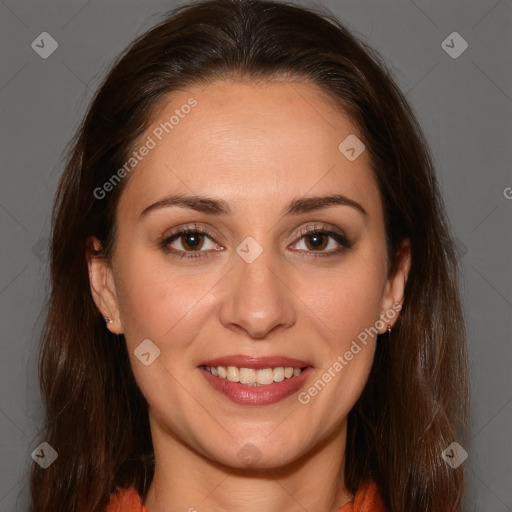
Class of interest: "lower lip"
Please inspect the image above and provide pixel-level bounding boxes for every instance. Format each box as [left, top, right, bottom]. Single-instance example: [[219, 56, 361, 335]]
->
[[199, 366, 313, 406]]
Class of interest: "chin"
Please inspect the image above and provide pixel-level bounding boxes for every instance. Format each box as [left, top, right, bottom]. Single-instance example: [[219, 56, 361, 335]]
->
[[203, 438, 305, 471]]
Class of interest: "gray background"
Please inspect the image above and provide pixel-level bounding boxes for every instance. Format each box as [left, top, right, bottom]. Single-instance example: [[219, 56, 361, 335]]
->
[[0, 0, 511, 510]]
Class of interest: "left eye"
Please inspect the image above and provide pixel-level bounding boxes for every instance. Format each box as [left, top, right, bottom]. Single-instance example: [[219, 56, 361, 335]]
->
[[292, 231, 341, 252]]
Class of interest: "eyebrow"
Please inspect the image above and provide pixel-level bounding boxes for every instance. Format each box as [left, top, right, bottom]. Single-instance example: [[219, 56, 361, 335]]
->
[[138, 193, 367, 220]]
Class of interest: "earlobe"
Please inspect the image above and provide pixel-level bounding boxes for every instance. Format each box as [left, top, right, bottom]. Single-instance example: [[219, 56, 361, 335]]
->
[[86, 236, 123, 334]]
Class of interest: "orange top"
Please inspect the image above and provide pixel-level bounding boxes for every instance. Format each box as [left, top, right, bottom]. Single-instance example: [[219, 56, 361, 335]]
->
[[338, 479, 387, 512], [105, 479, 386, 512]]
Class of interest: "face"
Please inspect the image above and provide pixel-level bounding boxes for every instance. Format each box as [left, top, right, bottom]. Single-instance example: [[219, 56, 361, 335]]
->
[[88, 79, 408, 469]]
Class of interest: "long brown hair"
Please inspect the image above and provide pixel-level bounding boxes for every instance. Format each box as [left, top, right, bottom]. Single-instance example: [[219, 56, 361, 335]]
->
[[30, 1, 469, 510]]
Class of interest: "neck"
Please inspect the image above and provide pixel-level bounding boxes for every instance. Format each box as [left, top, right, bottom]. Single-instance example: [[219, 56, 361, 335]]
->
[[143, 418, 353, 512]]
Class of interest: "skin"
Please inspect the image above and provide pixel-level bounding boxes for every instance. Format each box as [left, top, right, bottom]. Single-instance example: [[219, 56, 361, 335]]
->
[[88, 79, 410, 512]]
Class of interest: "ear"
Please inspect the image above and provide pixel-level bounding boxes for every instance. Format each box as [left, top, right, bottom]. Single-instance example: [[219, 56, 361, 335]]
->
[[86, 236, 123, 334], [378, 239, 411, 333]]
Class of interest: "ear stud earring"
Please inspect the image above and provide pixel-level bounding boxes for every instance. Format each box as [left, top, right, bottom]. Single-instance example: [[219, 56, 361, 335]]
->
[[104, 317, 113, 324]]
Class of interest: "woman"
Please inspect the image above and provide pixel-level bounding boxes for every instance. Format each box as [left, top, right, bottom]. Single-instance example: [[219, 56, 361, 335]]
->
[[30, 0, 469, 511]]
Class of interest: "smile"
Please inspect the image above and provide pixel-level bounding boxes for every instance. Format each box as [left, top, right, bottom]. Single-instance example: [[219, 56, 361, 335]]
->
[[202, 365, 304, 385], [199, 364, 313, 406]]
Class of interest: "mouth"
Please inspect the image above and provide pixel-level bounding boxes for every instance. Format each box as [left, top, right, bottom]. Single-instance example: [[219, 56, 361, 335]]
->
[[198, 355, 313, 406]]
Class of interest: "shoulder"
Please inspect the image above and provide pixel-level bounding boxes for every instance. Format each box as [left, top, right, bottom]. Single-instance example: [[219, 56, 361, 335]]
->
[[105, 486, 144, 512]]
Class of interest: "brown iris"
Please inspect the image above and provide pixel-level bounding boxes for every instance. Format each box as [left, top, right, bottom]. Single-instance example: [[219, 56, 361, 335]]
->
[[180, 232, 205, 251], [304, 233, 328, 251]]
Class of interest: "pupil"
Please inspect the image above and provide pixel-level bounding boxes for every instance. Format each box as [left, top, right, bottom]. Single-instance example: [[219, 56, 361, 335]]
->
[[184, 233, 201, 249], [310, 234, 322, 246], [307, 233, 327, 250]]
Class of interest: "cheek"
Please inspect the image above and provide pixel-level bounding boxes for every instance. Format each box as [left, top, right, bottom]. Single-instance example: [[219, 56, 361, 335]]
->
[[113, 252, 203, 344], [301, 261, 386, 343]]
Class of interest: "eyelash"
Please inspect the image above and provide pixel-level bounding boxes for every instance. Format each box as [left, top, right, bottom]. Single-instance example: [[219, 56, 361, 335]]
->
[[158, 223, 353, 260]]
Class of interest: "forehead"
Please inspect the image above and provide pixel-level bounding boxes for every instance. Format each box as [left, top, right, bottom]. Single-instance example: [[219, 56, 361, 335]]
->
[[117, 79, 381, 221]]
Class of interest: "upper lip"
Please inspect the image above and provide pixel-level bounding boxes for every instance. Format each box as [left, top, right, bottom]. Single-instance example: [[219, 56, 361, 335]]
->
[[198, 355, 313, 370]]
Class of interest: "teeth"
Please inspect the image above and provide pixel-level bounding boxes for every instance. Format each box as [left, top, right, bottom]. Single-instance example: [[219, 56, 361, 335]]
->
[[204, 365, 304, 385], [227, 366, 239, 383], [255, 368, 274, 385], [273, 367, 285, 382], [239, 367, 255, 384]]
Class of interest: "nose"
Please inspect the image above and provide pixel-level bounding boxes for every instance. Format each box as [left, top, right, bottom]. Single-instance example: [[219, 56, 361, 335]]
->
[[219, 245, 296, 339]]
